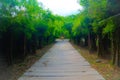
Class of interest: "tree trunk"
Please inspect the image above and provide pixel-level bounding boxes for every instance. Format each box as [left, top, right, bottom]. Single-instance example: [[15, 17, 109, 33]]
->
[[23, 35, 26, 57], [112, 28, 120, 66], [9, 32, 13, 64], [88, 33, 97, 53]]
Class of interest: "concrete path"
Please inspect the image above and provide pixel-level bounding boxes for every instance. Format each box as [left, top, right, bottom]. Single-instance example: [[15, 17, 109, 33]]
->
[[18, 39, 105, 80]]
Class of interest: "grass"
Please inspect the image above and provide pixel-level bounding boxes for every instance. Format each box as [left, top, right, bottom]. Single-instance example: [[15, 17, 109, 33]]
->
[[72, 43, 120, 80], [10, 44, 54, 80]]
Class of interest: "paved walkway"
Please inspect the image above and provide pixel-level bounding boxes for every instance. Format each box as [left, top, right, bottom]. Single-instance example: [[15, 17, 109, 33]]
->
[[18, 39, 105, 80]]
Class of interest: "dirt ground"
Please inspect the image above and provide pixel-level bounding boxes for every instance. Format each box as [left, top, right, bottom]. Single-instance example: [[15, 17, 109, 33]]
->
[[2, 42, 120, 80], [0, 44, 53, 80], [72, 43, 120, 80]]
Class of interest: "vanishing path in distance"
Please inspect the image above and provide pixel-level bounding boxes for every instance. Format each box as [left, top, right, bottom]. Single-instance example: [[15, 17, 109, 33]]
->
[[18, 39, 105, 80]]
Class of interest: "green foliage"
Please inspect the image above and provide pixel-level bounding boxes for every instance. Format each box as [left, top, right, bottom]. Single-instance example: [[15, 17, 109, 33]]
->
[[0, 0, 117, 45], [71, 0, 112, 38], [0, 0, 73, 41], [103, 20, 115, 35], [72, 12, 90, 38]]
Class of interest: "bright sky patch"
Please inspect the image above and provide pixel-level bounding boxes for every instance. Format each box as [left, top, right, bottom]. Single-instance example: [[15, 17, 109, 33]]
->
[[37, 0, 83, 16]]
